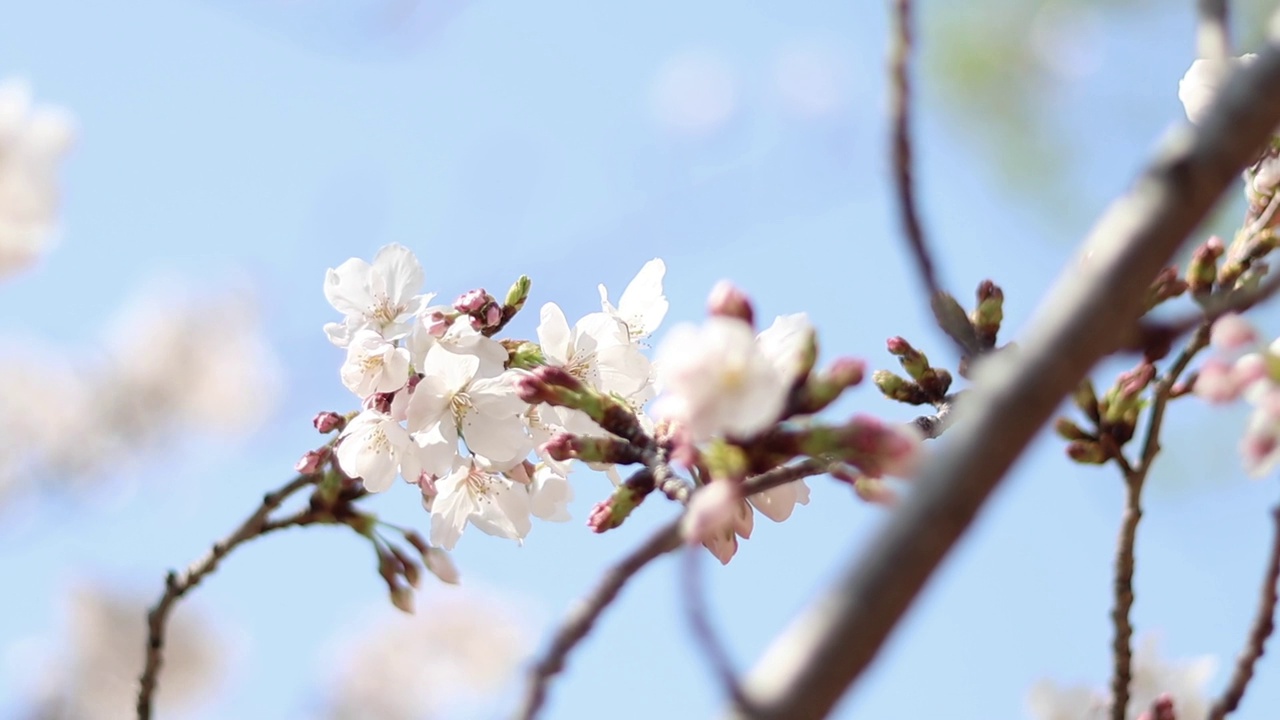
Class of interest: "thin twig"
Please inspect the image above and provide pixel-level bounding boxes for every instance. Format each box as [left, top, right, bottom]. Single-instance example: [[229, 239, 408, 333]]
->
[[910, 393, 960, 439], [516, 517, 681, 720], [888, 0, 977, 356], [136, 474, 317, 719], [1208, 505, 1280, 719], [726, 45, 1280, 720], [517, 460, 827, 720], [1109, 325, 1210, 720], [683, 547, 760, 717], [1196, 0, 1231, 60]]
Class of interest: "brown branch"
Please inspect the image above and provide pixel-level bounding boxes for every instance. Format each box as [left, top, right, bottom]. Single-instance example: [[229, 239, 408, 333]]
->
[[1197, 0, 1231, 60], [136, 474, 318, 719], [1110, 469, 1145, 720], [724, 43, 1280, 720], [683, 547, 760, 717], [517, 460, 827, 720], [888, 0, 977, 356], [1208, 505, 1280, 719]]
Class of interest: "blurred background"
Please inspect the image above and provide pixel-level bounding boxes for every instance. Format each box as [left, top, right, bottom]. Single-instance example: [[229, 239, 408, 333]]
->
[[2, 0, 1280, 717]]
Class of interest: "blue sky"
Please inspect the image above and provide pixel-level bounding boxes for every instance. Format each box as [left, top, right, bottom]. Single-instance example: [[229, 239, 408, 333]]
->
[[2, 1, 1278, 718]]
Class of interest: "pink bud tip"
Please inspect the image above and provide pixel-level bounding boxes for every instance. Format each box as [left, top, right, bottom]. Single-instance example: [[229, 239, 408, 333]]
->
[[454, 288, 490, 312], [706, 280, 755, 325], [1210, 313, 1258, 350]]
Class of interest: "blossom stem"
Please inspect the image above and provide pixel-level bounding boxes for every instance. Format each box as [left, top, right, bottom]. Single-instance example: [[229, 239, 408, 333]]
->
[[1207, 505, 1280, 719], [136, 474, 319, 720], [1110, 326, 1210, 720]]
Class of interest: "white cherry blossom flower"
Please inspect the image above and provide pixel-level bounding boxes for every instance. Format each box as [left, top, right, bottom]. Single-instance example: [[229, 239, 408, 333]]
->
[[340, 329, 412, 397], [336, 410, 416, 492], [525, 463, 573, 522], [653, 316, 789, 441], [757, 313, 815, 382], [599, 258, 669, 342], [747, 479, 811, 522], [406, 345, 531, 474], [0, 78, 74, 280], [324, 243, 432, 347], [430, 459, 533, 550], [1178, 53, 1256, 125]]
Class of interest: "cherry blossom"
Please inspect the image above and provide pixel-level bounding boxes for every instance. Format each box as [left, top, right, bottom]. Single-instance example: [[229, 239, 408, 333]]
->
[[653, 315, 789, 441], [0, 78, 74, 279], [598, 258, 669, 342], [340, 329, 412, 397], [324, 243, 432, 347], [335, 410, 417, 492], [747, 479, 811, 522], [757, 313, 816, 383], [1178, 53, 1256, 125], [429, 459, 533, 550], [405, 344, 531, 475]]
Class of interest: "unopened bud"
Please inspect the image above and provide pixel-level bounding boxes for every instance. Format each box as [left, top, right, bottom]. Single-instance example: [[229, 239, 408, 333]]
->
[[1144, 266, 1188, 311], [541, 432, 645, 464], [1186, 237, 1224, 297], [505, 274, 532, 311], [294, 448, 330, 475], [1066, 440, 1107, 464], [873, 369, 932, 405], [886, 337, 930, 380], [971, 280, 1004, 349], [313, 411, 345, 434], [389, 585, 415, 614], [454, 288, 488, 312], [423, 546, 460, 584], [1073, 378, 1100, 423], [794, 357, 867, 414], [707, 280, 755, 326], [853, 476, 898, 507], [1054, 418, 1093, 442]]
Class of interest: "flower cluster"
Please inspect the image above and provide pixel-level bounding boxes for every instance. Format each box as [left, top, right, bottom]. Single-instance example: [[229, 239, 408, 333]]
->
[[0, 78, 73, 279], [324, 244, 666, 551], [1194, 313, 1280, 476]]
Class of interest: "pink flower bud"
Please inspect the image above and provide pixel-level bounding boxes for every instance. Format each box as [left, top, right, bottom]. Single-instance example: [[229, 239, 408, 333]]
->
[[854, 477, 898, 507], [1194, 358, 1244, 403], [423, 546, 460, 584], [484, 304, 502, 327], [454, 288, 489, 312], [424, 310, 451, 337], [587, 499, 614, 534], [294, 448, 329, 475], [312, 411, 345, 433], [706, 280, 755, 326], [1210, 313, 1258, 350]]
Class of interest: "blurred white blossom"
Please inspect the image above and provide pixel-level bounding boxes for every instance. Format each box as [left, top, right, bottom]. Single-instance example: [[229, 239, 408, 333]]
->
[[10, 583, 223, 720], [1178, 53, 1256, 125], [1028, 636, 1215, 720], [0, 279, 279, 503], [324, 592, 531, 720], [0, 78, 73, 279]]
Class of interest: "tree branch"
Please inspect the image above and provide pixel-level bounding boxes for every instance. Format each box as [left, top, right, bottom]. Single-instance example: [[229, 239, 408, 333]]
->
[[683, 547, 760, 717], [136, 474, 318, 719], [1208, 505, 1280, 719], [725, 41, 1280, 720], [1109, 325, 1210, 720], [517, 460, 827, 720], [1197, 0, 1231, 60]]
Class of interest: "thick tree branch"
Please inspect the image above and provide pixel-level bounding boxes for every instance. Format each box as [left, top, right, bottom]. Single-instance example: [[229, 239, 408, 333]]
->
[[1208, 505, 1280, 719], [136, 474, 318, 719], [725, 43, 1280, 720]]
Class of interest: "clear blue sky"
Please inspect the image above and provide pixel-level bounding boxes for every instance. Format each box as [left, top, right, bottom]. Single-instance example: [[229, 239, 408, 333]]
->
[[2, 1, 1278, 718]]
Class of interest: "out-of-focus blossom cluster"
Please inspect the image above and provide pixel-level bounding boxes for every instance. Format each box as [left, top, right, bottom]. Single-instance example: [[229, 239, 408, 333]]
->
[[0, 281, 280, 505], [324, 244, 665, 551], [1193, 313, 1280, 476], [1027, 636, 1215, 720], [0, 78, 73, 279], [323, 591, 530, 720], [9, 583, 223, 720]]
